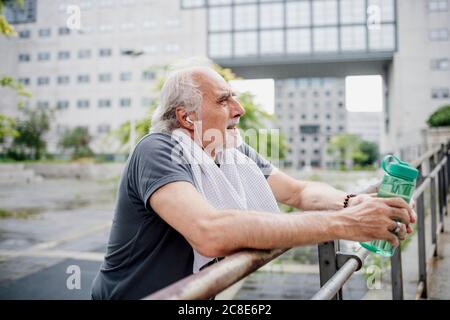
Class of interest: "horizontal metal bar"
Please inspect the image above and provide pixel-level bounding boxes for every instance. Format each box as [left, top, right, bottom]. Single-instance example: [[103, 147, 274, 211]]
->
[[143, 248, 288, 300], [411, 146, 441, 168], [413, 156, 447, 200], [311, 249, 369, 300]]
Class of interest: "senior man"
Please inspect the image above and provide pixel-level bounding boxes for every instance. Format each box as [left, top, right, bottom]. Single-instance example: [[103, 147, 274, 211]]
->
[[91, 66, 415, 300]]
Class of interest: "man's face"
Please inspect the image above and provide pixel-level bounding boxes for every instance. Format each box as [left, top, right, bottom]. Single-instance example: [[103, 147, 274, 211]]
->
[[191, 70, 245, 152]]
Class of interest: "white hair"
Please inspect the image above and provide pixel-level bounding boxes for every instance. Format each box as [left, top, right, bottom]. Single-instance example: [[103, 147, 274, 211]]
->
[[151, 66, 211, 134]]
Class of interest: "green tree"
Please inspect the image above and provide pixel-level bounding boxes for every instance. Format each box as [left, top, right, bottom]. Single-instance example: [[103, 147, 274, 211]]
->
[[0, 1, 32, 154], [0, 0, 22, 36], [58, 127, 94, 160], [8, 108, 51, 160], [327, 134, 378, 170], [357, 140, 379, 167], [427, 104, 450, 127]]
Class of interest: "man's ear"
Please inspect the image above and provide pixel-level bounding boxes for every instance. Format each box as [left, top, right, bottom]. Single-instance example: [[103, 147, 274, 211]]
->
[[175, 107, 194, 130]]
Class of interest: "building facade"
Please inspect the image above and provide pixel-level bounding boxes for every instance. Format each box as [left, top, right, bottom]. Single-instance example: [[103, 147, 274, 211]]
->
[[275, 77, 346, 169], [0, 0, 207, 153]]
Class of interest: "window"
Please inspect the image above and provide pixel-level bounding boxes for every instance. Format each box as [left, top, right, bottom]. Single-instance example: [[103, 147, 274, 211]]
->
[[77, 100, 90, 109], [58, 27, 70, 36], [428, 0, 448, 11], [97, 124, 111, 134], [340, 0, 365, 23], [4, 0, 37, 24], [142, 71, 155, 81], [18, 53, 30, 62], [429, 28, 449, 41], [100, 0, 115, 7], [78, 49, 92, 59], [314, 27, 338, 52], [120, 98, 131, 107], [143, 20, 157, 30], [81, 1, 94, 9], [368, 0, 395, 22], [38, 28, 51, 37], [18, 78, 30, 86], [37, 52, 50, 61], [369, 24, 395, 50], [37, 77, 50, 86], [77, 74, 90, 83], [431, 58, 450, 70], [165, 44, 180, 53], [234, 31, 257, 56], [431, 88, 450, 99], [260, 3, 283, 28], [18, 30, 30, 39], [166, 18, 180, 28], [36, 101, 49, 109], [208, 7, 232, 31], [120, 72, 132, 82], [99, 25, 114, 33], [142, 97, 153, 107], [313, 0, 338, 26], [98, 99, 112, 108], [57, 101, 69, 110], [98, 73, 112, 83], [58, 51, 70, 60], [209, 33, 232, 57], [287, 29, 311, 54], [102, 46, 119, 57], [341, 26, 366, 51], [181, 0, 205, 8], [57, 75, 70, 85], [300, 125, 320, 134], [234, 5, 257, 30], [286, 1, 310, 27], [260, 30, 284, 54], [120, 23, 136, 31]]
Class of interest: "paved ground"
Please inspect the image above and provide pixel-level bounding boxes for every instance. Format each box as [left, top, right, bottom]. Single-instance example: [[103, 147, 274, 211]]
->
[[428, 210, 450, 299]]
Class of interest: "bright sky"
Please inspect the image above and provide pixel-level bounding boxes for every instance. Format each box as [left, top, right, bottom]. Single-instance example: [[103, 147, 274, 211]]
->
[[345, 75, 383, 112], [230, 79, 275, 114], [229, 75, 383, 114]]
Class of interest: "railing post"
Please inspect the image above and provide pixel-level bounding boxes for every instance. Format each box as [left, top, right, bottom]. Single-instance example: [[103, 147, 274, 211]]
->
[[442, 144, 449, 213], [438, 148, 445, 232], [417, 191, 428, 299], [390, 246, 404, 300], [430, 155, 438, 257], [318, 241, 341, 300]]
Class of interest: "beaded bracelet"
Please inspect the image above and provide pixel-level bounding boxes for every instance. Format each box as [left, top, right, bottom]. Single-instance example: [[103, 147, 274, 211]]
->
[[343, 194, 357, 208]]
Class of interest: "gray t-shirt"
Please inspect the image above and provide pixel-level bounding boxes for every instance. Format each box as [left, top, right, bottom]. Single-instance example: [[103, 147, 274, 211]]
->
[[91, 133, 273, 300]]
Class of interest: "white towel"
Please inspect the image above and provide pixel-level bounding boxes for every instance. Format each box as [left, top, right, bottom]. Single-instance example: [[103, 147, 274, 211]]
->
[[171, 128, 280, 273]]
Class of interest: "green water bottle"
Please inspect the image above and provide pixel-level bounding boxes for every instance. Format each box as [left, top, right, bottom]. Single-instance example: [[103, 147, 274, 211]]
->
[[360, 155, 419, 257]]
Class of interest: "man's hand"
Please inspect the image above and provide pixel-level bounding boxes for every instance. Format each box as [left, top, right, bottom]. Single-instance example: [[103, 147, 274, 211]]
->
[[348, 193, 417, 235], [336, 196, 416, 247]]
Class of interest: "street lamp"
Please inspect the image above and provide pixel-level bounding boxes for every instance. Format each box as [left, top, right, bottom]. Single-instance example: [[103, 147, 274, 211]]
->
[[121, 49, 148, 152]]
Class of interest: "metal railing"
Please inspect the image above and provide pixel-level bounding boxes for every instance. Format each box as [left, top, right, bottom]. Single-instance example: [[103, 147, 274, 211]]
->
[[143, 142, 450, 300]]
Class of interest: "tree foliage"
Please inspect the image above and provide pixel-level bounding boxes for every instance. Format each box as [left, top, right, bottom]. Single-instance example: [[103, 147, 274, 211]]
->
[[7, 108, 51, 160], [427, 104, 450, 128], [58, 127, 94, 159], [327, 133, 379, 170]]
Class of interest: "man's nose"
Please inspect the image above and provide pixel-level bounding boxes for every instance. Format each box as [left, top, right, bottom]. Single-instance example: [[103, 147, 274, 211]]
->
[[230, 98, 245, 118]]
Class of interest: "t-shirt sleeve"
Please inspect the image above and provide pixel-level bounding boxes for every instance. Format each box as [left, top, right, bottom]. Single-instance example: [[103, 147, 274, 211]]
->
[[127, 134, 195, 211], [238, 143, 274, 179]]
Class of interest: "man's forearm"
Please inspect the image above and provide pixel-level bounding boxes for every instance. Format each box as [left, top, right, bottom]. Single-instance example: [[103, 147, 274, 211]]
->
[[293, 181, 348, 211], [203, 209, 343, 257]]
